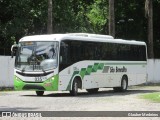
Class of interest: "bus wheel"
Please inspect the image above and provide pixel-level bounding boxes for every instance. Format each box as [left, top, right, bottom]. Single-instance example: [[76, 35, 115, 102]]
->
[[113, 76, 128, 92], [70, 79, 78, 96], [121, 76, 128, 91], [36, 91, 44, 96], [86, 88, 99, 94]]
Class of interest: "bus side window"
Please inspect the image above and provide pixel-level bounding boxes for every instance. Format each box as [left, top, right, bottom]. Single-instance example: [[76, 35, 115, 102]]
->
[[62, 43, 69, 63], [59, 42, 68, 71]]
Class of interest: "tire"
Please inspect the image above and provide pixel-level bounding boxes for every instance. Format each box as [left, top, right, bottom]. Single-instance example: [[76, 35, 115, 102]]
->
[[113, 76, 128, 92], [36, 91, 44, 96], [121, 76, 128, 91], [70, 79, 78, 96], [86, 88, 99, 94]]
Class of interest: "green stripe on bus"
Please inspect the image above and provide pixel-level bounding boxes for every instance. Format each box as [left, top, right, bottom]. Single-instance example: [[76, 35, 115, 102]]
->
[[92, 63, 99, 72], [98, 63, 104, 70], [80, 68, 86, 79], [66, 63, 105, 90], [66, 62, 146, 90], [86, 65, 93, 75], [66, 71, 79, 90]]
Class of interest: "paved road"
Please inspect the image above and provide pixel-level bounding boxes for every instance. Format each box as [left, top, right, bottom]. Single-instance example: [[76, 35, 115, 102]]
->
[[0, 86, 160, 120]]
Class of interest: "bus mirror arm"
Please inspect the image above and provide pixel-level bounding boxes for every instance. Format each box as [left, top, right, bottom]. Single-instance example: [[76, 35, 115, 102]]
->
[[60, 56, 62, 63], [11, 44, 18, 58], [11, 51, 14, 58]]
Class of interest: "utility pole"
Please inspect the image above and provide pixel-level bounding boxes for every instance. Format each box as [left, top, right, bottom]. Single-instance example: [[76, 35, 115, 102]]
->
[[47, 0, 53, 34], [145, 0, 154, 58], [109, 0, 115, 38]]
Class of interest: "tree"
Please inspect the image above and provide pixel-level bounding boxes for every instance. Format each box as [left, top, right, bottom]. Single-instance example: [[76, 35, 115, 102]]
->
[[145, 0, 154, 58], [86, 0, 108, 33], [1, 0, 160, 57], [47, 0, 53, 34], [109, 0, 115, 37]]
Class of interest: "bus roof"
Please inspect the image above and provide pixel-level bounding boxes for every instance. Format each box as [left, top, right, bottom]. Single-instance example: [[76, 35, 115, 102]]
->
[[19, 33, 146, 46]]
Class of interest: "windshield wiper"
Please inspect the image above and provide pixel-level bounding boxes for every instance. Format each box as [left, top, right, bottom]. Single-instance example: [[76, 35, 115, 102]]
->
[[21, 66, 27, 73], [41, 67, 46, 73]]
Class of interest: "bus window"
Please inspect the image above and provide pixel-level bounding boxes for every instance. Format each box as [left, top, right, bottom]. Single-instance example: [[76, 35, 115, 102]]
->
[[59, 42, 68, 71]]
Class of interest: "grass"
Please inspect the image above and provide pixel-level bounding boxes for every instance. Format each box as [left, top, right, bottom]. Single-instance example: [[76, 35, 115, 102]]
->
[[140, 92, 160, 102]]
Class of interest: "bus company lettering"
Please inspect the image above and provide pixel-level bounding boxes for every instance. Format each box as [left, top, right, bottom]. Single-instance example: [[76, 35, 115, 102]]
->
[[110, 66, 127, 73]]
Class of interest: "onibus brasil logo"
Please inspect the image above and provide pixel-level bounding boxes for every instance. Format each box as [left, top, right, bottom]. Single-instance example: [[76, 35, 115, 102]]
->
[[1, 112, 42, 118]]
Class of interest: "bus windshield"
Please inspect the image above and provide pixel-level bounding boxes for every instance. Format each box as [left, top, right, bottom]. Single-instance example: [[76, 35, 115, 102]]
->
[[15, 41, 58, 72]]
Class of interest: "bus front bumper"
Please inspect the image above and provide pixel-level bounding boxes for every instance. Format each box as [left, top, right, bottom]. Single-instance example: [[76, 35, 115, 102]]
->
[[14, 75, 59, 91]]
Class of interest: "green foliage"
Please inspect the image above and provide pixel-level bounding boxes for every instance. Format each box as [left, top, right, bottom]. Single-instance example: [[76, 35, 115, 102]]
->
[[0, 0, 47, 47], [86, 0, 108, 33], [0, 0, 160, 57], [53, 0, 95, 33]]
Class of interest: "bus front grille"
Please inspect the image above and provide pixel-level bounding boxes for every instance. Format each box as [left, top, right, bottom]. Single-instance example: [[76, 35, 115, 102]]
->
[[23, 84, 45, 90]]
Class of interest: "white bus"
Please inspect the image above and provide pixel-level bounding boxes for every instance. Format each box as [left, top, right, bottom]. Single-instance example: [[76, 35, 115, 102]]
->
[[11, 33, 147, 96]]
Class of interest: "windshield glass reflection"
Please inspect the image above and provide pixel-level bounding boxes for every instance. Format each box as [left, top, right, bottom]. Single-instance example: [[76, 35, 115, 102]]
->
[[15, 41, 58, 72]]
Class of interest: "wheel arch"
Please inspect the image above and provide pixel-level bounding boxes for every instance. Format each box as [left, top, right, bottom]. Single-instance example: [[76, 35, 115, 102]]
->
[[70, 75, 82, 90]]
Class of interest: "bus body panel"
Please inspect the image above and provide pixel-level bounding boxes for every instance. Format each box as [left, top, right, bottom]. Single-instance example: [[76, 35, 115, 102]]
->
[[58, 61, 147, 91]]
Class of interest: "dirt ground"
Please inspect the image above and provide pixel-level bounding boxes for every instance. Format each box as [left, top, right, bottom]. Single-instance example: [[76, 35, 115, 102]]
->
[[0, 85, 160, 120]]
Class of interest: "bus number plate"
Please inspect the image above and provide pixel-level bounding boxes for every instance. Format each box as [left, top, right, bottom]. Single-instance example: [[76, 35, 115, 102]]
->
[[35, 77, 42, 82]]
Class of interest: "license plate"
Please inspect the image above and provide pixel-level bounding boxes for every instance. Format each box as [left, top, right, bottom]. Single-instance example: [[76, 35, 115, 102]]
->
[[35, 77, 43, 82]]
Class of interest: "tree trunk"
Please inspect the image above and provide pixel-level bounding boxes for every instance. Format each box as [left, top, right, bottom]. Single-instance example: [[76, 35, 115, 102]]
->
[[145, 0, 154, 58], [109, 0, 115, 38], [47, 0, 53, 34]]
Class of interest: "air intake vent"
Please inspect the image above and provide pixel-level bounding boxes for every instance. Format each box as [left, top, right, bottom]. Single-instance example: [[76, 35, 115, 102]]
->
[[23, 84, 45, 90]]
